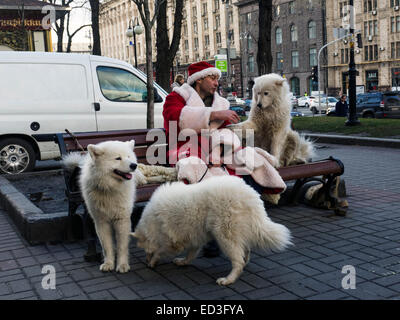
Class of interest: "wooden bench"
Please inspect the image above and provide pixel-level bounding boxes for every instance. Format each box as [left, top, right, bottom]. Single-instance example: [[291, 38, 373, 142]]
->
[[55, 128, 345, 261]]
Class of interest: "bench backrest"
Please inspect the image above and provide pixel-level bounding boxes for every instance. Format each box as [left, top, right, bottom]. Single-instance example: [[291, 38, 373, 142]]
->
[[55, 128, 167, 165]]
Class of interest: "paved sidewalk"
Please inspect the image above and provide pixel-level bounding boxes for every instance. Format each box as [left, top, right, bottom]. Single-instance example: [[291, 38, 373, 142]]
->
[[0, 143, 400, 300]]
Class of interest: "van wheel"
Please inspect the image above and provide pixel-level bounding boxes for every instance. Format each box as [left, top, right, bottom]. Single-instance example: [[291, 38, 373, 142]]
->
[[311, 107, 318, 114], [0, 138, 36, 174], [305, 103, 309, 108]]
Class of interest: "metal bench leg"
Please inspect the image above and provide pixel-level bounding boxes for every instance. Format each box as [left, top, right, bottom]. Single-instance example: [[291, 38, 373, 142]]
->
[[82, 207, 102, 262]]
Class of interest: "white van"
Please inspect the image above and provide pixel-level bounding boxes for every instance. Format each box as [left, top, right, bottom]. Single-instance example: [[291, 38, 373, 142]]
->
[[0, 52, 167, 174]]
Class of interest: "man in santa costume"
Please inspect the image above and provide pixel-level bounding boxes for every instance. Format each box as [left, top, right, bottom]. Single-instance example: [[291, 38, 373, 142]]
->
[[162, 61, 286, 257]]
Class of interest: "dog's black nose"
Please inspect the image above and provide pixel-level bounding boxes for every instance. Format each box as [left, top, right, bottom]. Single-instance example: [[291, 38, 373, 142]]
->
[[257, 103, 262, 108], [130, 163, 137, 171]]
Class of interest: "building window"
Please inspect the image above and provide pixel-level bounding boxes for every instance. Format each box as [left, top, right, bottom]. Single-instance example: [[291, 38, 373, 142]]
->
[[248, 55, 255, 73], [308, 21, 316, 39], [392, 68, 400, 88], [204, 18, 208, 30], [276, 27, 282, 44], [364, 44, 378, 61], [292, 51, 299, 68], [290, 25, 298, 42], [215, 15, 220, 28], [202, 3, 207, 15], [309, 48, 317, 66], [247, 35, 252, 50], [364, 0, 377, 12], [391, 16, 400, 32], [184, 40, 189, 50], [391, 41, 400, 58], [364, 20, 378, 37], [192, 6, 197, 17], [246, 12, 251, 25], [277, 52, 283, 70], [339, 1, 349, 18], [289, 1, 296, 14], [216, 32, 221, 44], [307, 0, 314, 10], [366, 70, 378, 91], [274, 5, 281, 18], [194, 38, 198, 50], [391, 0, 400, 7], [214, 0, 220, 11], [341, 48, 349, 64], [290, 77, 300, 96], [193, 21, 198, 33], [205, 35, 210, 46]]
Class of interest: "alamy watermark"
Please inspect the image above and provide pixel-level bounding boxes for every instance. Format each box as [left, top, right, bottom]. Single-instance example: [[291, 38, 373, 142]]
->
[[341, 265, 356, 290], [41, 264, 56, 290], [41, 5, 56, 30]]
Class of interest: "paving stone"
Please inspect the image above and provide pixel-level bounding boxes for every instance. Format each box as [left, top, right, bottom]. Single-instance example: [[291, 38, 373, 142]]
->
[[308, 290, 350, 300], [164, 291, 195, 300], [0, 251, 13, 261], [109, 286, 140, 300], [8, 279, 32, 293]]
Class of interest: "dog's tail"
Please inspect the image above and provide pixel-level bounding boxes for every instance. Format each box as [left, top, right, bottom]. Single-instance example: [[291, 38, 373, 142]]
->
[[298, 134, 316, 162], [254, 216, 292, 252], [62, 152, 86, 172]]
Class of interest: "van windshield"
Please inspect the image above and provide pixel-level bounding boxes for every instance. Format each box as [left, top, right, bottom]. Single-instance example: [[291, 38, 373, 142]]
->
[[96, 66, 147, 102]]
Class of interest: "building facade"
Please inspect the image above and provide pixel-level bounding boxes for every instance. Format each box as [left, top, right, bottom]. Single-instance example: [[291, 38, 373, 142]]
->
[[325, 0, 400, 95], [99, 0, 242, 93], [0, 0, 68, 52], [271, 0, 326, 96]]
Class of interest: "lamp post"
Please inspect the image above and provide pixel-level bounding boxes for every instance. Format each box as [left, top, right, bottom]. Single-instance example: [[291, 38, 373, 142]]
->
[[345, 0, 360, 126], [126, 17, 144, 69]]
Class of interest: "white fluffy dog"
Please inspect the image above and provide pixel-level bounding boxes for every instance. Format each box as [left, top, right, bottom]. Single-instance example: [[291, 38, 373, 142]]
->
[[229, 73, 314, 167], [131, 175, 292, 286], [64, 140, 138, 273]]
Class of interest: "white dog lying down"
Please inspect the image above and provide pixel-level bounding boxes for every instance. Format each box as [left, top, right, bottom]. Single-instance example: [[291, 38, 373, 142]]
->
[[131, 175, 292, 286]]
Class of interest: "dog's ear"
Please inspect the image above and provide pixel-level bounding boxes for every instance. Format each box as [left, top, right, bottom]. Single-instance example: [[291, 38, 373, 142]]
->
[[87, 144, 104, 159], [128, 139, 135, 150], [275, 79, 285, 86]]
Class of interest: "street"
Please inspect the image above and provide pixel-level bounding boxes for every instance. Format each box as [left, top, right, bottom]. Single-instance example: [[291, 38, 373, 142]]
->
[[1, 142, 400, 300]]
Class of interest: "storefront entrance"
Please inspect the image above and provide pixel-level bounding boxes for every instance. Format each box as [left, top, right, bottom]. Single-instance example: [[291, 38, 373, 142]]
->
[[366, 70, 379, 91]]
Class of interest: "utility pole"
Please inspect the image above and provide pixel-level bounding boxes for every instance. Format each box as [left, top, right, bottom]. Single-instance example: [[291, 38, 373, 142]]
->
[[345, 0, 360, 126]]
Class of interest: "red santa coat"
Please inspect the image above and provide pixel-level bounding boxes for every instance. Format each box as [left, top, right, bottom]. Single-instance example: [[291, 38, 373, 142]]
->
[[163, 83, 286, 192], [163, 83, 231, 164]]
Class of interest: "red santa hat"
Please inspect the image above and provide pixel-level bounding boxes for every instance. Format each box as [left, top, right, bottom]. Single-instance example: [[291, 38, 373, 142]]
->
[[187, 61, 222, 85]]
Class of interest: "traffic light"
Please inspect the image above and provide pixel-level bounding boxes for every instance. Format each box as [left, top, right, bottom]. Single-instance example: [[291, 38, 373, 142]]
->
[[311, 66, 318, 82], [356, 33, 363, 48]]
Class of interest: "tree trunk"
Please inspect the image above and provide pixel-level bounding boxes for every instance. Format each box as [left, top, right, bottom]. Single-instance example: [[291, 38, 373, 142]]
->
[[257, 0, 273, 75], [89, 0, 101, 55], [145, 27, 154, 129], [56, 16, 65, 52], [155, 0, 184, 92]]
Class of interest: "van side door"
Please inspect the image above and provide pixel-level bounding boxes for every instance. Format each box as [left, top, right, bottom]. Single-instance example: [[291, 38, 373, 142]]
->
[[90, 63, 164, 131]]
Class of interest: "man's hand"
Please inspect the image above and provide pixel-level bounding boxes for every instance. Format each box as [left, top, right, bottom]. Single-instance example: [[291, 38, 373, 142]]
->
[[210, 110, 240, 124]]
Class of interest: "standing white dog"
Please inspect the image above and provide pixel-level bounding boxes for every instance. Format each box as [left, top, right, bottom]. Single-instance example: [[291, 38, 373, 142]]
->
[[229, 73, 314, 167], [131, 175, 291, 286], [65, 140, 138, 273]]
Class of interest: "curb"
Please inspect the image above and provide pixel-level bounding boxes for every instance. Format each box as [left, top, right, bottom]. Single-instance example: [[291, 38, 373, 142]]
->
[[0, 174, 68, 244], [304, 133, 400, 149]]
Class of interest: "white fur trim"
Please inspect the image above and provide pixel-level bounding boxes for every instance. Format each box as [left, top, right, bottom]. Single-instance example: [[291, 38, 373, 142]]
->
[[187, 67, 222, 85]]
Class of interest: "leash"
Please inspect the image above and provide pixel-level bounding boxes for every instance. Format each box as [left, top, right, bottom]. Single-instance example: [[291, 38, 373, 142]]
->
[[197, 163, 227, 183], [65, 129, 85, 152]]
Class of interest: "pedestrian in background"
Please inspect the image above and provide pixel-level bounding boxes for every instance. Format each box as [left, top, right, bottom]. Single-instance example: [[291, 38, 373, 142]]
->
[[171, 74, 185, 90], [335, 94, 348, 117]]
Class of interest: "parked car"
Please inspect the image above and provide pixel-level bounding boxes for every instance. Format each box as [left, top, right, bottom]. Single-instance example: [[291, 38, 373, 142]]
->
[[310, 96, 338, 114], [290, 95, 299, 109], [356, 92, 400, 119], [0, 52, 167, 174], [229, 106, 246, 116], [291, 110, 305, 117], [244, 98, 252, 111], [298, 96, 316, 108], [326, 106, 336, 116], [227, 94, 246, 107]]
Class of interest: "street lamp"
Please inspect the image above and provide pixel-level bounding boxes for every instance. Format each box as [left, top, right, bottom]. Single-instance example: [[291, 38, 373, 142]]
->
[[175, 51, 180, 76], [126, 17, 144, 69], [222, 0, 232, 92]]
